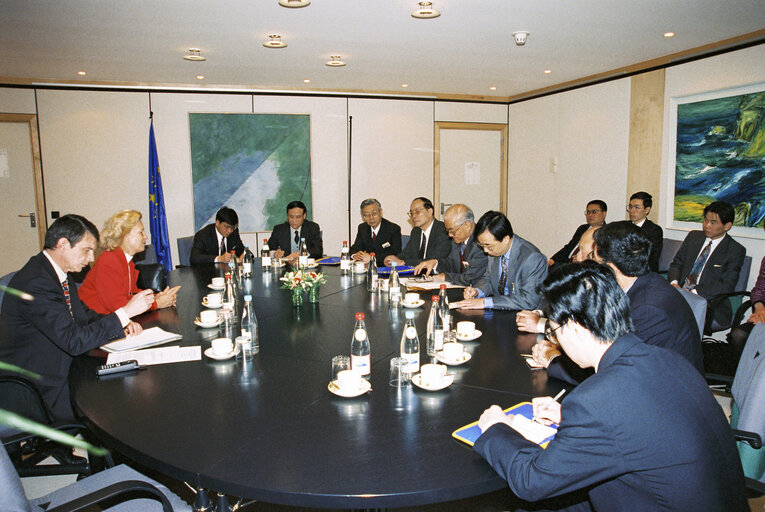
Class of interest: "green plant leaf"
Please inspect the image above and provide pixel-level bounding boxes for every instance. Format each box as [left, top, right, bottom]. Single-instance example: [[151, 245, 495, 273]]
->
[[0, 409, 109, 456], [0, 361, 41, 380]]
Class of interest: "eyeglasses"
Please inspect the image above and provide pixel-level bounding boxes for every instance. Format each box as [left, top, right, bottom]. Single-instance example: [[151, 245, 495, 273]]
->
[[407, 207, 427, 217], [544, 320, 561, 345], [362, 210, 380, 219], [446, 222, 466, 236], [626, 204, 644, 211], [584, 209, 602, 215]]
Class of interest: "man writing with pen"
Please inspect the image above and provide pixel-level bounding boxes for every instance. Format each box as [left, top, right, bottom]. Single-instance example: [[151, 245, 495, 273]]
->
[[473, 261, 747, 511]]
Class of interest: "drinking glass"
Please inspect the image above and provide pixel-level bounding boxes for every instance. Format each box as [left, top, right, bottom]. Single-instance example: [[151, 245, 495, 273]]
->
[[389, 357, 411, 388], [331, 355, 351, 381]]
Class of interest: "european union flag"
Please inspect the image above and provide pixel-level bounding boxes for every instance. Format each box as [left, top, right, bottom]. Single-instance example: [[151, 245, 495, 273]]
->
[[149, 120, 173, 270]]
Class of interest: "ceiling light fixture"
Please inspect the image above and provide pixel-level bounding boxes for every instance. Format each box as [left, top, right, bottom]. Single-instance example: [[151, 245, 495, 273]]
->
[[196, 75, 205, 80], [325, 56, 346, 67], [278, 0, 310, 7], [512, 31, 529, 46], [77, 71, 86, 76], [303, 79, 311, 83], [411, 1, 440, 19], [664, 31, 675, 38], [489, 86, 497, 91], [544, 69, 552, 74], [402, 83, 409, 88], [263, 34, 287, 48], [183, 48, 206, 61]]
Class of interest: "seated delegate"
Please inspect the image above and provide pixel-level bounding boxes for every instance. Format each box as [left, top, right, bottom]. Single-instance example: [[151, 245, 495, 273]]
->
[[350, 198, 401, 266], [190, 206, 245, 264], [270, 200, 323, 261], [384, 197, 449, 267], [80, 210, 180, 314]]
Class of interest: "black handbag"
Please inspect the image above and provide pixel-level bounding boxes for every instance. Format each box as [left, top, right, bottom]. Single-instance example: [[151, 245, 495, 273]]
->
[[135, 263, 167, 293]]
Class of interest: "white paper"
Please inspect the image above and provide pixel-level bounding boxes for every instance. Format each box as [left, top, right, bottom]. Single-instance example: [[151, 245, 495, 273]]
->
[[0, 149, 9, 178], [465, 162, 480, 185], [400, 278, 461, 290], [106, 345, 201, 366], [510, 414, 557, 444], [101, 326, 182, 353]]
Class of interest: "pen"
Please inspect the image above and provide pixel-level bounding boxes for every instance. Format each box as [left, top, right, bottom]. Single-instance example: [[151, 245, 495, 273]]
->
[[552, 389, 566, 402]]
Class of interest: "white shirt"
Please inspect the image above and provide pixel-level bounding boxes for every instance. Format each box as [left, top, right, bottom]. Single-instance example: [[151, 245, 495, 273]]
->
[[420, 221, 434, 258], [633, 218, 646, 228]]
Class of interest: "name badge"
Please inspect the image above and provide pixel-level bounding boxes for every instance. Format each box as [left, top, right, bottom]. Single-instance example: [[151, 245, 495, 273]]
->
[[382, 242, 390, 248]]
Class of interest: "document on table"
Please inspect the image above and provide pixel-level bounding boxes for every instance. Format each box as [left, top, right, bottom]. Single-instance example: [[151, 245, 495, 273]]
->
[[401, 278, 462, 290], [106, 346, 202, 366], [452, 402, 558, 447], [101, 326, 182, 353]]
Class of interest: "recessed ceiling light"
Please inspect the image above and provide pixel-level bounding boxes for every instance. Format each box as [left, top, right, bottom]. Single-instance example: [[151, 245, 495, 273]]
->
[[664, 31, 675, 38], [402, 83, 409, 88], [303, 79, 311, 83], [411, 1, 440, 19], [325, 56, 346, 67], [544, 69, 552, 74], [263, 34, 287, 48], [77, 71, 86, 76], [196, 75, 205, 80], [183, 48, 206, 61], [489, 86, 497, 91], [512, 31, 529, 46], [279, 0, 310, 7]]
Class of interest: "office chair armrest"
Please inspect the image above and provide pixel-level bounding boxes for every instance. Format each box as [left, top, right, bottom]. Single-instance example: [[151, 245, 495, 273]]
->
[[746, 476, 765, 495], [704, 291, 751, 334], [2, 422, 86, 446], [732, 429, 762, 449], [46, 479, 175, 512]]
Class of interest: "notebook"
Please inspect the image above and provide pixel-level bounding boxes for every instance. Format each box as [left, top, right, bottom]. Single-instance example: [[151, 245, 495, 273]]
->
[[452, 401, 558, 448]]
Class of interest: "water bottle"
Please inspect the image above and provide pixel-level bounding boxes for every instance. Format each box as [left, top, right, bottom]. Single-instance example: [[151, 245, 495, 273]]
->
[[240, 294, 259, 355], [438, 283, 451, 332], [299, 237, 308, 268], [426, 295, 444, 356], [350, 312, 371, 377], [223, 271, 236, 310], [400, 310, 420, 375], [366, 252, 378, 292], [340, 241, 350, 273], [228, 253, 240, 298], [242, 245, 254, 278], [388, 262, 402, 303], [261, 239, 271, 268]]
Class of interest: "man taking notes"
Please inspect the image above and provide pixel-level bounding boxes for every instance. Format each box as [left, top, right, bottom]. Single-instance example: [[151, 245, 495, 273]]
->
[[270, 200, 323, 261], [190, 206, 244, 264], [384, 197, 449, 267]]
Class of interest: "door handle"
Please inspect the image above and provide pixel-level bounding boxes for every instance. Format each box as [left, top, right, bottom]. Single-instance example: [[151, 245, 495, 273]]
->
[[18, 212, 36, 228]]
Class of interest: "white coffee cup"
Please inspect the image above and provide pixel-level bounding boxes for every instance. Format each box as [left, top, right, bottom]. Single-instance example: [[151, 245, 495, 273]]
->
[[442, 342, 464, 361], [404, 293, 419, 305], [354, 261, 365, 273], [457, 321, 476, 337], [307, 258, 315, 266], [200, 310, 218, 324], [420, 363, 447, 385], [211, 337, 233, 356], [336, 369, 361, 391], [204, 293, 222, 306], [211, 277, 224, 288]]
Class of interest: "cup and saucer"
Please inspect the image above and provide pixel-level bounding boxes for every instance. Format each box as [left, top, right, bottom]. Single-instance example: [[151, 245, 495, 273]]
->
[[412, 363, 453, 391], [195, 311, 222, 328], [304, 258, 319, 269], [435, 342, 471, 366], [204, 338, 239, 360], [202, 293, 223, 309], [455, 321, 482, 341], [352, 263, 367, 274], [400, 292, 425, 308], [207, 277, 225, 291], [328, 370, 371, 397]]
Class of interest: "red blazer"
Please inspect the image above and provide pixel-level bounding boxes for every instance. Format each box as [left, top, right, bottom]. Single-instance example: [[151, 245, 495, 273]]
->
[[79, 247, 157, 314]]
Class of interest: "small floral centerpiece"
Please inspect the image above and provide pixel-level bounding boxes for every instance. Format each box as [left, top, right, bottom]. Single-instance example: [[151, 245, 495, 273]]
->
[[281, 270, 309, 306], [304, 271, 327, 303]]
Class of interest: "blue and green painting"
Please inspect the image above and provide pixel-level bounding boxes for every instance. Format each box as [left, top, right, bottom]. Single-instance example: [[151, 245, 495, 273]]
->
[[189, 113, 311, 231], [675, 91, 765, 228]]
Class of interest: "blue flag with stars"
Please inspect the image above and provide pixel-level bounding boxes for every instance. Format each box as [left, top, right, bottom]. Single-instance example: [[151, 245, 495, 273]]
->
[[149, 120, 172, 270]]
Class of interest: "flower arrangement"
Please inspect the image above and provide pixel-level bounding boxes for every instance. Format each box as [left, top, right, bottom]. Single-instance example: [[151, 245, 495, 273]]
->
[[304, 271, 327, 287], [280, 270, 309, 290]]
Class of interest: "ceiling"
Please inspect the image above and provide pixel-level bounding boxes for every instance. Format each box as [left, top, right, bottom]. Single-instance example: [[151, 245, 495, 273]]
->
[[1, 0, 764, 102]]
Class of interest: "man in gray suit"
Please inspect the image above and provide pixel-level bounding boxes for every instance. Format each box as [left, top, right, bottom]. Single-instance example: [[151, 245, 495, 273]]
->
[[412, 204, 488, 286], [456, 211, 547, 311]]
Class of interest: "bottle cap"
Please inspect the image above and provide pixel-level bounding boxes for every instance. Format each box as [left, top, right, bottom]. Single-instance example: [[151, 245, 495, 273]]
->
[[225, 272, 231, 278], [355, 312, 365, 320], [264, 238, 268, 242], [244, 294, 252, 301], [244, 243, 249, 248], [343, 241, 347, 244], [391, 261, 397, 267], [405, 310, 415, 319], [301, 237, 306, 241], [432, 295, 440, 302], [440, 283, 447, 290], [370, 252, 375, 256]]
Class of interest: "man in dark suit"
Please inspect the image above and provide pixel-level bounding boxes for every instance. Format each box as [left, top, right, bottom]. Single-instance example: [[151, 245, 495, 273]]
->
[[475, 262, 747, 511], [548, 199, 607, 267], [0, 215, 153, 422], [270, 200, 323, 260], [190, 206, 244, 265], [413, 204, 488, 286], [349, 198, 401, 266], [457, 211, 547, 311], [384, 197, 450, 267], [628, 191, 663, 271], [668, 201, 746, 327]]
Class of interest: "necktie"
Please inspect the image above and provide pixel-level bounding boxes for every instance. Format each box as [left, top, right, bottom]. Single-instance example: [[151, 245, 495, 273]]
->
[[219, 237, 226, 256], [372, 228, 376, 242], [459, 244, 466, 273], [498, 256, 509, 295], [61, 279, 74, 319], [294, 230, 300, 246], [684, 241, 712, 290], [418, 232, 426, 259]]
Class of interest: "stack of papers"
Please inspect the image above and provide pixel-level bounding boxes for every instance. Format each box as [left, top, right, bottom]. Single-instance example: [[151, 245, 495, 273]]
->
[[106, 346, 201, 366], [101, 326, 182, 353]]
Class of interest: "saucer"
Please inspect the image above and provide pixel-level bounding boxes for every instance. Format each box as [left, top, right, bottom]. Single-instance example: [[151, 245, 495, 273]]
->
[[352, 266, 368, 274], [435, 351, 472, 366], [412, 373, 454, 391], [304, 263, 319, 269], [194, 317, 222, 328], [207, 283, 225, 290], [204, 347, 238, 360], [456, 329, 482, 341], [401, 299, 425, 308], [328, 379, 371, 397], [201, 300, 222, 309]]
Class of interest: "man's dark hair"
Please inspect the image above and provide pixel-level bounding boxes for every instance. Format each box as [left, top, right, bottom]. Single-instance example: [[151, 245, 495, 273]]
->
[[629, 191, 653, 209], [413, 197, 434, 212], [44, 214, 99, 250], [543, 261, 633, 344], [475, 211, 513, 241], [587, 199, 608, 212], [286, 201, 307, 215], [215, 207, 239, 227], [703, 201, 735, 225], [593, 221, 651, 277]]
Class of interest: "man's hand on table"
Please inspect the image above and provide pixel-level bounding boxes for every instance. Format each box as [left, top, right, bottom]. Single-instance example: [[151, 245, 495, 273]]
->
[[516, 310, 543, 333], [352, 251, 372, 263], [123, 321, 143, 337], [413, 259, 437, 276], [383, 255, 404, 267], [478, 405, 514, 433]]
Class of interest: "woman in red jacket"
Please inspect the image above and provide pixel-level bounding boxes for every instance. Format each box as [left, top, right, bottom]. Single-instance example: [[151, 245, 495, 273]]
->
[[80, 209, 179, 314]]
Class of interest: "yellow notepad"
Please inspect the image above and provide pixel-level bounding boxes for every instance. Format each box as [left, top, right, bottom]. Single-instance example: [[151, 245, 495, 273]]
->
[[452, 401, 558, 448]]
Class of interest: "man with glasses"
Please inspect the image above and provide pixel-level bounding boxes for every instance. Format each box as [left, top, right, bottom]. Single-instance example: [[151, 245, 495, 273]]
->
[[628, 191, 663, 271], [548, 199, 607, 268], [456, 211, 547, 311], [412, 204, 488, 286], [349, 198, 401, 266], [190, 206, 245, 264], [383, 197, 449, 267], [474, 262, 747, 511], [270, 200, 323, 261]]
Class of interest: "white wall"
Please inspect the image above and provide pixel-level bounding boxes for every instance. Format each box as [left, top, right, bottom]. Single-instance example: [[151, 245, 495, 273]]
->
[[0, 87, 36, 114]]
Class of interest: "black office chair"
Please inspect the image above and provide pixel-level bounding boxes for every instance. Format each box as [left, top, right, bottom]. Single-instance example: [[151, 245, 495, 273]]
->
[[176, 236, 194, 267]]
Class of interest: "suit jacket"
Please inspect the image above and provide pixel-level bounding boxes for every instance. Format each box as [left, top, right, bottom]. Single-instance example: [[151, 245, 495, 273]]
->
[[639, 219, 664, 272], [750, 254, 765, 306], [475, 235, 547, 311], [269, 220, 323, 259], [436, 233, 488, 287], [350, 218, 402, 266], [474, 334, 747, 511], [397, 219, 451, 266], [190, 223, 244, 265], [0, 253, 124, 421], [550, 223, 589, 264], [667, 231, 746, 326], [79, 247, 158, 314]]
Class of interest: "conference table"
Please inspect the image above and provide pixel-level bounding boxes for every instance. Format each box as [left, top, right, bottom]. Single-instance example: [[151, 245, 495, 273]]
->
[[70, 261, 564, 510]]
